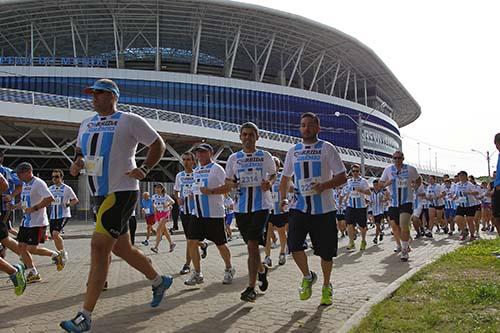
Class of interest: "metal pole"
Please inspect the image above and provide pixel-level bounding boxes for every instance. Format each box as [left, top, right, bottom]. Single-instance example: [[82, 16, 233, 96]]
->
[[358, 113, 365, 177], [487, 151, 491, 178], [417, 142, 421, 167]]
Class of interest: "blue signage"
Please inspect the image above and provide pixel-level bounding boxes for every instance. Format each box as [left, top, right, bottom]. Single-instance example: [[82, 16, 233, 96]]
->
[[0, 56, 108, 67]]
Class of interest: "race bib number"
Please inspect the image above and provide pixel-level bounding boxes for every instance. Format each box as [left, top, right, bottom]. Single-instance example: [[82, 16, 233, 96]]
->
[[191, 183, 202, 195], [51, 196, 62, 206], [182, 185, 193, 198], [144, 208, 151, 215], [397, 178, 408, 189], [350, 188, 361, 198], [85, 156, 103, 176], [298, 177, 322, 196], [272, 192, 280, 203], [457, 196, 466, 204], [239, 171, 262, 187]]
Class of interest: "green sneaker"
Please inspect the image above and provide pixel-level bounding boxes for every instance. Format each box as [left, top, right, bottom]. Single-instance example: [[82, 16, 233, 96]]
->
[[360, 240, 367, 251], [346, 241, 355, 251], [320, 284, 333, 306], [299, 271, 317, 300], [9, 264, 27, 296]]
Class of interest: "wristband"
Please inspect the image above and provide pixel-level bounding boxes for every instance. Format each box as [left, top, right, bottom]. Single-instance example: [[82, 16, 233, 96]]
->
[[139, 164, 151, 175]]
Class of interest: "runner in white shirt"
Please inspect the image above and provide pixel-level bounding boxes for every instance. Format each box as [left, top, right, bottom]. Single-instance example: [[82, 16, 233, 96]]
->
[[48, 169, 79, 264], [369, 179, 389, 244], [411, 183, 427, 239], [174, 151, 208, 275], [425, 175, 446, 237], [479, 181, 492, 232], [379, 151, 421, 262], [150, 184, 176, 253], [452, 171, 480, 241], [14, 162, 65, 283], [279, 112, 347, 306], [468, 175, 483, 235], [225, 122, 276, 302], [184, 143, 235, 287], [61, 79, 172, 332], [334, 187, 347, 238], [224, 195, 235, 241]]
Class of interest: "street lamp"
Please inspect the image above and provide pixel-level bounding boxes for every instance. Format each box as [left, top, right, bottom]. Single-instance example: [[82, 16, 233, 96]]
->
[[471, 149, 491, 178], [334, 102, 387, 177]]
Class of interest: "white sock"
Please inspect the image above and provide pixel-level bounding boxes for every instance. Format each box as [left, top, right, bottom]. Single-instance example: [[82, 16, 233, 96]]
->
[[80, 309, 92, 319], [51, 252, 58, 258], [304, 272, 313, 280], [151, 274, 163, 287], [402, 241, 409, 250]]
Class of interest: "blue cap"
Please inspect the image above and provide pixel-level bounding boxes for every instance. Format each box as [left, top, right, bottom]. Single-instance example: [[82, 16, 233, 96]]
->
[[83, 79, 120, 98], [193, 143, 213, 152]]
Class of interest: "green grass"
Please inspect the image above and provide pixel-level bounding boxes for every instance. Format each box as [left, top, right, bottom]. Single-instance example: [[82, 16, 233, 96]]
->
[[351, 239, 500, 333]]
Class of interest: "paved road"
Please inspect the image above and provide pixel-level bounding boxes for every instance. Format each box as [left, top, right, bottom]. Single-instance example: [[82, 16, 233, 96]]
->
[[1, 221, 493, 332]]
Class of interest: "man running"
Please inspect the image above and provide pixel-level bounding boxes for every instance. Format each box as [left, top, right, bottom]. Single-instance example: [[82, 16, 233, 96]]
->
[[174, 151, 208, 275], [452, 171, 480, 241], [60, 79, 172, 332], [0, 151, 22, 237], [48, 168, 79, 264], [184, 143, 235, 286], [279, 112, 347, 306], [370, 179, 388, 244], [225, 122, 276, 302], [140, 191, 155, 246], [425, 175, 446, 236], [379, 151, 421, 262]]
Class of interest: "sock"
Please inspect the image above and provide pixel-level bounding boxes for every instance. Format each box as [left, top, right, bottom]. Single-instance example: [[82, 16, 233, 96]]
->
[[151, 274, 163, 287], [402, 241, 409, 250], [80, 309, 92, 319], [28, 267, 37, 275], [304, 271, 313, 280]]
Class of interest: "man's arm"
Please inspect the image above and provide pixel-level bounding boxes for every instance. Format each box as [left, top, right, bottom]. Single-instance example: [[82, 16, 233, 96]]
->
[[0, 174, 8, 192], [127, 137, 166, 180], [25, 196, 54, 213]]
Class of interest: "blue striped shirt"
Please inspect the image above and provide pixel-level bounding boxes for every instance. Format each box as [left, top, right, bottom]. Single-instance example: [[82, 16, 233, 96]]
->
[[380, 164, 420, 207]]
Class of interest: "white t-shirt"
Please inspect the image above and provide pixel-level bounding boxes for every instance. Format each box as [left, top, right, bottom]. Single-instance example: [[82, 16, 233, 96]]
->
[[152, 193, 174, 212], [49, 183, 77, 219], [192, 162, 226, 218], [20, 177, 53, 228], [77, 111, 160, 196], [380, 164, 420, 207], [283, 140, 346, 214]]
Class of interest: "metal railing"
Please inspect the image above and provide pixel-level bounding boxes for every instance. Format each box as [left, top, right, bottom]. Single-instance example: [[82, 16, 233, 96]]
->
[[0, 87, 445, 174]]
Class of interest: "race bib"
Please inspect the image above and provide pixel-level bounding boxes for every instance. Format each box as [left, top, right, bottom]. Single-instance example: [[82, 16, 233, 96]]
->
[[397, 178, 408, 189], [239, 170, 262, 187], [182, 184, 193, 198], [457, 196, 466, 204], [85, 156, 103, 176], [191, 183, 202, 195], [350, 188, 362, 198], [51, 196, 62, 206], [272, 192, 280, 203], [144, 208, 151, 215], [298, 177, 322, 196]]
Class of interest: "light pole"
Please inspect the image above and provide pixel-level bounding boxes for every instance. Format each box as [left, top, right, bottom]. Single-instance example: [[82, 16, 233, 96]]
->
[[471, 149, 491, 178], [334, 102, 386, 177]]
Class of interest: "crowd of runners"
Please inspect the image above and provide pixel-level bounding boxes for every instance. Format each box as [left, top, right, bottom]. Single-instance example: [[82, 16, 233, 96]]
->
[[0, 79, 498, 332]]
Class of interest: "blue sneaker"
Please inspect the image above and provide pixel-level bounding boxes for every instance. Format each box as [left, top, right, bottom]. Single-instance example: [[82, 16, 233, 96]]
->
[[60, 312, 91, 332], [151, 275, 173, 308]]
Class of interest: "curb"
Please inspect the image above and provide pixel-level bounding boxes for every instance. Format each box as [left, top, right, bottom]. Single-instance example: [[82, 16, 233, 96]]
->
[[62, 230, 185, 239], [336, 261, 428, 333]]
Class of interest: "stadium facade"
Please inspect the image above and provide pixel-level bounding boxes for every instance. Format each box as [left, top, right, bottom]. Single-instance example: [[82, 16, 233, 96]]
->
[[0, 0, 430, 187]]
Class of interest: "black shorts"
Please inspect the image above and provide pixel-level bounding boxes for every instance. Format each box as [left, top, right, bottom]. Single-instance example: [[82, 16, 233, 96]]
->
[[336, 213, 345, 221], [288, 209, 338, 261], [493, 189, 500, 218], [17, 226, 46, 245], [345, 207, 368, 228], [187, 216, 227, 246], [0, 220, 8, 241], [473, 205, 481, 213], [429, 205, 445, 210], [373, 214, 385, 224], [50, 218, 69, 235], [387, 203, 413, 225], [180, 213, 192, 237], [235, 210, 269, 245], [269, 213, 288, 228], [456, 206, 476, 217], [94, 191, 138, 239]]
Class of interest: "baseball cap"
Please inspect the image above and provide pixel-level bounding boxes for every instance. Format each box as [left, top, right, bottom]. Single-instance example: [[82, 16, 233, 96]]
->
[[83, 79, 120, 98], [193, 143, 213, 152], [16, 162, 33, 173]]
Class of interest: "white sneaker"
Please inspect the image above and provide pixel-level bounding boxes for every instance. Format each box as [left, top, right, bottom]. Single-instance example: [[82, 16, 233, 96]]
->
[[278, 253, 286, 265], [184, 271, 204, 286], [222, 267, 236, 284], [263, 256, 272, 267], [271, 242, 279, 249], [62, 251, 68, 263], [394, 245, 402, 253], [400, 248, 409, 261]]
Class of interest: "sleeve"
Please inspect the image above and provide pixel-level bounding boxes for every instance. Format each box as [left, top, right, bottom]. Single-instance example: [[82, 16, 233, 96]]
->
[[409, 166, 420, 181], [165, 195, 175, 205], [64, 186, 77, 202], [214, 164, 227, 186], [76, 121, 85, 149], [263, 153, 277, 178], [9, 171, 21, 187], [325, 144, 346, 176], [173, 173, 181, 191], [282, 147, 294, 178], [37, 181, 53, 200], [380, 167, 391, 182], [362, 179, 370, 190], [128, 114, 161, 147], [224, 155, 236, 179]]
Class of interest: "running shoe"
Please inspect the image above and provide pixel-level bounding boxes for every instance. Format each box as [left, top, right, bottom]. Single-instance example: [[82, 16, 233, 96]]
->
[[184, 271, 204, 286], [141, 240, 149, 246], [379, 233, 384, 241], [257, 266, 268, 291], [169, 242, 176, 252], [360, 240, 367, 251], [151, 275, 173, 307], [201, 242, 208, 259], [424, 230, 433, 238], [278, 253, 286, 266], [400, 248, 409, 262], [263, 256, 272, 267], [271, 242, 279, 249], [10, 264, 26, 296], [223, 267, 236, 285], [394, 245, 402, 253], [320, 283, 333, 306], [299, 271, 317, 301], [240, 287, 257, 302], [180, 264, 191, 275], [26, 272, 41, 284], [150, 247, 159, 253], [60, 312, 91, 332], [346, 241, 355, 251], [373, 236, 378, 244], [55, 251, 65, 271]]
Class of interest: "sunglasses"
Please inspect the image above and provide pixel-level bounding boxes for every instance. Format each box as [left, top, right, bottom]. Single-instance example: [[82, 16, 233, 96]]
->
[[351, 170, 360, 173], [52, 175, 61, 179], [393, 156, 403, 160]]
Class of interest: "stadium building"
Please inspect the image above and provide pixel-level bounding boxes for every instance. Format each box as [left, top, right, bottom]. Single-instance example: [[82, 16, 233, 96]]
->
[[0, 0, 437, 213]]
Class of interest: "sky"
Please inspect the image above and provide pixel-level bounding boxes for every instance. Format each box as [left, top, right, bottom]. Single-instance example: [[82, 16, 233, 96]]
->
[[241, 0, 499, 177]]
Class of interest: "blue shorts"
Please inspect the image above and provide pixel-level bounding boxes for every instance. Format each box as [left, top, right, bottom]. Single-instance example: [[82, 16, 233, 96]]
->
[[444, 208, 456, 219], [225, 213, 234, 226]]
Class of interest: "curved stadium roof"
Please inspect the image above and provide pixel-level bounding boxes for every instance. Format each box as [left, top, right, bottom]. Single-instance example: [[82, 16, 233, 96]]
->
[[0, 0, 420, 127]]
